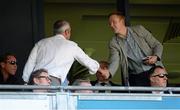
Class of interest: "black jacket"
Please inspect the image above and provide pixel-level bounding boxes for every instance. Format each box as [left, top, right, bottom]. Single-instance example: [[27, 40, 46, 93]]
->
[[90, 80, 124, 93], [0, 71, 24, 91]]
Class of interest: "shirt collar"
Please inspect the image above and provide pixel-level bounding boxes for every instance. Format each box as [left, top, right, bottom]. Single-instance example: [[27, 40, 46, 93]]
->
[[152, 91, 164, 94], [126, 27, 131, 41], [97, 81, 110, 85], [55, 34, 66, 40]]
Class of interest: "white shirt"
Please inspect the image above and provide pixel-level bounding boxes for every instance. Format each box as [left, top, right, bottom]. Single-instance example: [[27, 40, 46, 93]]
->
[[94, 81, 111, 93], [23, 34, 99, 83]]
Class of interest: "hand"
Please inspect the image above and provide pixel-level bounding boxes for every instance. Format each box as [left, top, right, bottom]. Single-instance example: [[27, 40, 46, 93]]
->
[[97, 68, 110, 80], [143, 56, 158, 65]]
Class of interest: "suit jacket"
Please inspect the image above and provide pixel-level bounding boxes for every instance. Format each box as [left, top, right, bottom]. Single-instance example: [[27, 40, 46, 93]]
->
[[108, 25, 163, 86], [0, 72, 24, 85], [143, 90, 172, 94], [0, 71, 25, 91], [90, 80, 121, 93]]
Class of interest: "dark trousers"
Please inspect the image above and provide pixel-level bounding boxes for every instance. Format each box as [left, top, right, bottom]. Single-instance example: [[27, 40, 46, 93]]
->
[[129, 71, 150, 87]]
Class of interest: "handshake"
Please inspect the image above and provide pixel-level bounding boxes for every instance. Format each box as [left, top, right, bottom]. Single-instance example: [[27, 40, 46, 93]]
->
[[96, 62, 110, 80]]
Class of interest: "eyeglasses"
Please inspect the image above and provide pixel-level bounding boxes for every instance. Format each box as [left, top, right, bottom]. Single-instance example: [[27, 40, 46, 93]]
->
[[6, 61, 17, 65], [152, 73, 168, 78], [37, 76, 51, 81]]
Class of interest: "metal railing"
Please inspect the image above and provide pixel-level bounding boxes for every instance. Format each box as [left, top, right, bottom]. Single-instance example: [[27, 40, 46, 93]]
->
[[0, 85, 180, 110], [0, 85, 180, 93]]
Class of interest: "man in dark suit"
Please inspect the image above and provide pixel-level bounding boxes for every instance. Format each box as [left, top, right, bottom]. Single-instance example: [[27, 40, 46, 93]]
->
[[91, 61, 120, 93]]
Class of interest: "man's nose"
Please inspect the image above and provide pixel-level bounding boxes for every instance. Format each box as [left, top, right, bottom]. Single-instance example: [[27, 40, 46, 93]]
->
[[14, 64, 17, 68], [164, 76, 168, 80], [48, 79, 51, 84], [110, 23, 113, 27]]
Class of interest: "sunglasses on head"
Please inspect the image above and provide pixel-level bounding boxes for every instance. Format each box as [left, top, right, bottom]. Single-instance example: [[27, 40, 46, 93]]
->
[[152, 73, 168, 78], [6, 61, 17, 65]]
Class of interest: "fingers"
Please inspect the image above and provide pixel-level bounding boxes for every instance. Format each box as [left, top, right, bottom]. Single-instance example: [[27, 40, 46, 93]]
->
[[97, 68, 110, 80], [143, 56, 157, 65], [101, 69, 109, 79]]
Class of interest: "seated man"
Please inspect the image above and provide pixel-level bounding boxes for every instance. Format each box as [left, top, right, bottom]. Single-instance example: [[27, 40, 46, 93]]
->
[[91, 61, 120, 93], [72, 79, 93, 93], [28, 69, 51, 92], [148, 65, 169, 94], [0, 53, 24, 85]]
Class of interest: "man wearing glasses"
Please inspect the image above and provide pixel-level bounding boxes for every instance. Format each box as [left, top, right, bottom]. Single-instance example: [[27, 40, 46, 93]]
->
[[148, 65, 168, 94], [28, 69, 51, 92], [0, 53, 24, 85]]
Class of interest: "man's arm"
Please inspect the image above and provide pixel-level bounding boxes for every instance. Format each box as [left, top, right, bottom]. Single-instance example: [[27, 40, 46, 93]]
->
[[134, 25, 163, 65], [139, 25, 163, 59], [22, 44, 38, 83], [72, 42, 100, 74], [108, 39, 120, 77]]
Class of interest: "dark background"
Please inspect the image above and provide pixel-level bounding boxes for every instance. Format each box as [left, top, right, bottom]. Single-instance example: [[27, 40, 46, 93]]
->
[[0, 0, 44, 77], [0, 0, 127, 80]]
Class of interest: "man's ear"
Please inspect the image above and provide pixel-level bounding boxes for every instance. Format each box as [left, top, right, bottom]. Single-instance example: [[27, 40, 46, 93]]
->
[[64, 29, 68, 34], [63, 29, 69, 39], [33, 78, 39, 85]]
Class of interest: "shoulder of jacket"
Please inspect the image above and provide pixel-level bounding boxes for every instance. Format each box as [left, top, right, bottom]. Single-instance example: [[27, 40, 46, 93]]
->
[[110, 36, 118, 42], [110, 36, 124, 44], [109, 37, 116, 45], [90, 80, 97, 86], [130, 25, 144, 31], [130, 25, 148, 37], [109, 81, 120, 86]]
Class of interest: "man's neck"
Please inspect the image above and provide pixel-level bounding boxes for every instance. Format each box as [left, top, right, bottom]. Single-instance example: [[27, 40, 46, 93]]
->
[[116, 26, 127, 38]]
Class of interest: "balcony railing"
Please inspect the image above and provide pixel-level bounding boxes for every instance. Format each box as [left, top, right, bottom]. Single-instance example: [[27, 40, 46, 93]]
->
[[0, 85, 180, 110]]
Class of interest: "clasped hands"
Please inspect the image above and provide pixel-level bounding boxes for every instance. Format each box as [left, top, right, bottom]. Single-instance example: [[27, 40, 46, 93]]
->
[[97, 67, 110, 80], [143, 55, 158, 65]]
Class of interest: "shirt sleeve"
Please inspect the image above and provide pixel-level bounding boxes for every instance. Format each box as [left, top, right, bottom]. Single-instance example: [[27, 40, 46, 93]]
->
[[22, 43, 38, 82], [108, 38, 120, 77], [139, 25, 163, 59], [72, 43, 100, 74]]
